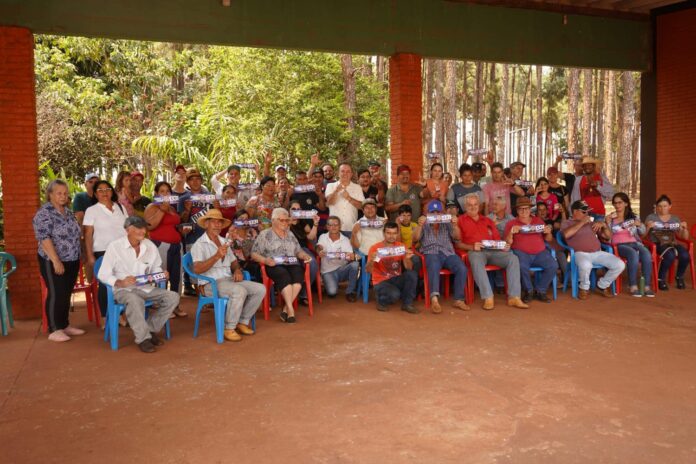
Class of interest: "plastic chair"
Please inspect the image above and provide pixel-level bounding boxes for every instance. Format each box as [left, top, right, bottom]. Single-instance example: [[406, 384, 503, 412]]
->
[[556, 231, 616, 299], [41, 261, 100, 333], [414, 251, 455, 311], [612, 243, 658, 295], [94, 257, 172, 351], [528, 244, 558, 300], [305, 242, 323, 304], [458, 250, 507, 305], [0, 252, 17, 336], [260, 261, 314, 320], [182, 252, 254, 344], [355, 249, 371, 303]]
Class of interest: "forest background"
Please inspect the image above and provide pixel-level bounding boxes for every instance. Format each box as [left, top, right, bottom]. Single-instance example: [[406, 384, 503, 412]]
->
[[29, 36, 641, 203]]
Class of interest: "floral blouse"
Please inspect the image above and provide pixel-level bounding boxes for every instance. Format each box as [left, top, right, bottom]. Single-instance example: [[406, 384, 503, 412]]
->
[[251, 228, 302, 260], [32, 202, 81, 261]]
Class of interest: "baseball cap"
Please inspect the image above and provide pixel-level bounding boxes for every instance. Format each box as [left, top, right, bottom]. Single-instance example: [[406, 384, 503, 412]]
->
[[362, 198, 377, 207], [471, 162, 485, 171], [427, 200, 443, 213], [445, 200, 457, 208], [186, 168, 202, 180], [311, 168, 323, 176], [84, 172, 99, 182], [570, 200, 592, 212], [368, 161, 381, 167], [123, 216, 148, 229], [174, 164, 186, 174], [275, 165, 287, 172], [510, 161, 526, 169], [396, 165, 411, 175]]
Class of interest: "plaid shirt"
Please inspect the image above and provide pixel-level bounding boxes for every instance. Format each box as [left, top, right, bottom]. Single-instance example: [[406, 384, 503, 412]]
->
[[419, 222, 456, 257]]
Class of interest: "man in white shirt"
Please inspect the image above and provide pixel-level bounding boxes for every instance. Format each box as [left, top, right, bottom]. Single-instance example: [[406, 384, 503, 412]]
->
[[97, 216, 179, 353], [324, 162, 364, 237], [317, 216, 359, 302], [191, 209, 266, 342]]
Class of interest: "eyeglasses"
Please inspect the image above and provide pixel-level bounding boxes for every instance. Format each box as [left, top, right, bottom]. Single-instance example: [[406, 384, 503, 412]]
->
[[96, 188, 112, 193], [327, 223, 340, 227], [578, 210, 589, 215]]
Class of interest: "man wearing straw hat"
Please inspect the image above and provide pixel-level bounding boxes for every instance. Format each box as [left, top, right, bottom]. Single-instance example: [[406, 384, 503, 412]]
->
[[191, 209, 266, 342], [569, 157, 614, 221]]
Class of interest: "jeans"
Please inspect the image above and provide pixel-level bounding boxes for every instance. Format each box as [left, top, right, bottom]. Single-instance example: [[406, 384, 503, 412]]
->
[[298, 246, 318, 300], [656, 244, 690, 281], [322, 261, 360, 296], [513, 249, 558, 293], [575, 251, 625, 290], [374, 270, 418, 307], [424, 253, 467, 300], [617, 242, 653, 287], [467, 250, 521, 299]]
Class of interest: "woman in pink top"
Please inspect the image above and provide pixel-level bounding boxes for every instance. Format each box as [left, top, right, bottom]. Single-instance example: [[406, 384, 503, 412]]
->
[[421, 162, 448, 208], [115, 170, 135, 217], [535, 177, 563, 221], [607, 192, 654, 297]]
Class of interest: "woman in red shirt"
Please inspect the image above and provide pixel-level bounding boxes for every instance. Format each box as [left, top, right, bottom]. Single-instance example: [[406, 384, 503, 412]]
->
[[145, 181, 186, 317]]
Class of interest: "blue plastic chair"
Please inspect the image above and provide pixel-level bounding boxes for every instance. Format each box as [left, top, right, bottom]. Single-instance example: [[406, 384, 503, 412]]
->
[[94, 257, 172, 351], [355, 249, 371, 303], [556, 231, 616, 299], [182, 253, 254, 344], [528, 244, 558, 301], [0, 252, 17, 336]]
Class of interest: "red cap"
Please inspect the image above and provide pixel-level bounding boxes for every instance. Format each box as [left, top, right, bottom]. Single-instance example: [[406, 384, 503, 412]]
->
[[174, 164, 186, 173], [130, 171, 144, 179], [396, 165, 411, 175]]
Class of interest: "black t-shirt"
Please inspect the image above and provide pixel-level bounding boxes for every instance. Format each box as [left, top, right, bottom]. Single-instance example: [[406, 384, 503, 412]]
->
[[290, 191, 320, 211], [548, 184, 568, 205], [358, 185, 380, 218], [563, 173, 576, 196]]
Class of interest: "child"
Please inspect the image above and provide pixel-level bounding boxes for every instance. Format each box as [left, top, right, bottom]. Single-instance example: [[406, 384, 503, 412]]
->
[[396, 204, 421, 249]]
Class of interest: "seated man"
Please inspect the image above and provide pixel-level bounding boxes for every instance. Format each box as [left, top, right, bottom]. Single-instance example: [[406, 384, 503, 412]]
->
[[191, 209, 266, 340], [351, 198, 386, 256], [98, 216, 180, 353], [455, 194, 528, 310], [317, 216, 359, 301], [366, 222, 419, 314], [414, 200, 469, 313], [504, 198, 558, 303], [561, 200, 625, 299]]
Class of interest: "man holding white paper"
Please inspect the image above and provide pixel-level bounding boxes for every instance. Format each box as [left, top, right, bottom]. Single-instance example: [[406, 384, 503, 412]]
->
[[456, 194, 528, 311], [98, 216, 180, 353]]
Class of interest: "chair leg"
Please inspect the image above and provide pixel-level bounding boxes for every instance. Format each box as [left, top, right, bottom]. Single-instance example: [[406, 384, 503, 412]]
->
[[306, 274, 314, 317], [164, 320, 171, 340], [316, 271, 322, 304], [109, 312, 119, 351], [193, 301, 204, 338], [0, 295, 7, 336], [214, 299, 225, 344], [362, 273, 369, 304]]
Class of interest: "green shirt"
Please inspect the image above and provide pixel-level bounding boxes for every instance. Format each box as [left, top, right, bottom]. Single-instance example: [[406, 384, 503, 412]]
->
[[71, 192, 96, 214], [385, 184, 423, 221]]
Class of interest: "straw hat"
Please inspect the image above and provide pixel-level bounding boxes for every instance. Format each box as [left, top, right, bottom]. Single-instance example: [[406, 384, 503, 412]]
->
[[581, 156, 601, 166], [196, 208, 232, 229]]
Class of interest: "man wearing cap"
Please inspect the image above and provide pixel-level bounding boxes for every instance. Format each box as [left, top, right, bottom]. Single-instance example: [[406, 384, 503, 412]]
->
[[504, 198, 557, 303], [482, 162, 525, 216], [129, 171, 152, 217], [471, 162, 490, 187], [552, 154, 584, 197], [178, 168, 212, 295], [569, 157, 614, 221], [172, 165, 188, 196], [97, 216, 180, 353], [385, 165, 423, 222], [456, 193, 528, 310], [561, 200, 624, 299], [351, 198, 386, 256], [414, 200, 469, 313], [448, 163, 484, 215], [72, 172, 100, 225], [211, 164, 255, 210], [191, 209, 266, 341], [325, 163, 364, 237], [509, 161, 535, 212]]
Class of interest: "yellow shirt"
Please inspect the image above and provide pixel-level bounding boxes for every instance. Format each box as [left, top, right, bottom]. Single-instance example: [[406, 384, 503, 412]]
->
[[399, 222, 418, 248]]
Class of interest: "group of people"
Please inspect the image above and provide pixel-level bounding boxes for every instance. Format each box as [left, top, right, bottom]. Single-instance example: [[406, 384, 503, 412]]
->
[[32, 152, 692, 352]]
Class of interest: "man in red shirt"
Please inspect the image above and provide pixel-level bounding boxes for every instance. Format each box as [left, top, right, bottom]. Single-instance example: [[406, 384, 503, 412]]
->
[[366, 222, 419, 314], [504, 198, 557, 303], [456, 193, 528, 310], [569, 157, 614, 221]]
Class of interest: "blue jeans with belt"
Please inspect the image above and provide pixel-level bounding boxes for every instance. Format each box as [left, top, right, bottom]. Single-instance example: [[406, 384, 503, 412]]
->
[[617, 242, 652, 287], [424, 253, 467, 301]]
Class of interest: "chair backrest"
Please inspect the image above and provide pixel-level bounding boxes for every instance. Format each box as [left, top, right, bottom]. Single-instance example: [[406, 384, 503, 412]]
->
[[0, 252, 17, 278], [555, 231, 572, 252], [181, 252, 194, 277]]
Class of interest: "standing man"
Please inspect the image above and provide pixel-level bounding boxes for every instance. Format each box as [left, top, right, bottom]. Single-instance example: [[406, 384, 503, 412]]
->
[[357, 168, 380, 219], [368, 160, 388, 216], [570, 157, 614, 221], [211, 164, 256, 210], [129, 171, 151, 217], [322, 163, 336, 185], [73, 172, 99, 280], [97, 216, 179, 353], [171, 165, 188, 196], [482, 162, 525, 216], [178, 168, 211, 296], [456, 194, 528, 310], [191, 209, 266, 342], [561, 200, 624, 299], [385, 165, 423, 222], [290, 169, 324, 212], [448, 163, 484, 214], [324, 162, 364, 238]]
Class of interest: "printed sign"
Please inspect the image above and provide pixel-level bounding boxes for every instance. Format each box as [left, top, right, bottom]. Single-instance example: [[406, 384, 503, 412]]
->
[[561, 152, 582, 160], [481, 240, 507, 250], [293, 184, 316, 193], [237, 182, 260, 191], [325, 252, 350, 260], [611, 219, 635, 233], [653, 221, 680, 231], [376, 245, 407, 258], [218, 198, 237, 208], [152, 195, 179, 205], [135, 272, 167, 286], [519, 224, 545, 234], [426, 214, 452, 224], [233, 219, 259, 228], [189, 206, 211, 224], [237, 163, 257, 170], [468, 148, 488, 157], [426, 152, 441, 160], [359, 218, 385, 229], [291, 209, 317, 219], [273, 256, 299, 265], [189, 194, 217, 204], [176, 222, 194, 231], [515, 179, 534, 189]]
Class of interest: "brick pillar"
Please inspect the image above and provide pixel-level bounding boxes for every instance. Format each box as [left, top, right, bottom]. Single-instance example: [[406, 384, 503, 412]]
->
[[656, 8, 696, 227], [389, 53, 422, 182], [0, 27, 42, 319]]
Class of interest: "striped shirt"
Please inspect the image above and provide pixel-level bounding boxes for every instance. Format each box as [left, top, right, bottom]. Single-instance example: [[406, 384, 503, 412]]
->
[[419, 222, 456, 257]]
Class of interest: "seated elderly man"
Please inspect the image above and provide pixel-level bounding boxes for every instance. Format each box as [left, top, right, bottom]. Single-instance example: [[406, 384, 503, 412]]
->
[[251, 208, 314, 323], [317, 216, 359, 301], [414, 200, 469, 313], [503, 197, 558, 303], [561, 200, 625, 299], [98, 216, 180, 353], [366, 222, 419, 314], [351, 198, 385, 256], [456, 193, 528, 310], [191, 209, 266, 341]]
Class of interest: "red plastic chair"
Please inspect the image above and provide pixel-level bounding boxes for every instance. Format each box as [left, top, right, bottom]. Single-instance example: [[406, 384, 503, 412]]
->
[[643, 237, 695, 289], [260, 263, 314, 320], [458, 250, 507, 305], [612, 244, 659, 295], [306, 242, 322, 304], [414, 251, 457, 311], [41, 262, 100, 333]]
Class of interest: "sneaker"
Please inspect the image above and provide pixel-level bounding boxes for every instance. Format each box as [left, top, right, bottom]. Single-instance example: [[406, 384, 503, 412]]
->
[[507, 297, 529, 309], [630, 289, 643, 297], [346, 293, 357, 303], [401, 304, 419, 314], [644, 289, 656, 297], [658, 280, 668, 291], [236, 323, 255, 335], [48, 330, 71, 342], [223, 329, 242, 342], [376, 303, 388, 312], [676, 277, 686, 290], [452, 300, 470, 311], [138, 339, 156, 353], [63, 326, 85, 336], [578, 289, 590, 300], [149, 332, 164, 346], [482, 297, 495, 310], [521, 291, 532, 304], [533, 291, 551, 303]]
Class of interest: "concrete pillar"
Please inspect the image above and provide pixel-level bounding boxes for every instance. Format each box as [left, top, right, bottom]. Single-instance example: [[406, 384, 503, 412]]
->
[[656, 7, 696, 227], [389, 53, 422, 181], [0, 26, 42, 319]]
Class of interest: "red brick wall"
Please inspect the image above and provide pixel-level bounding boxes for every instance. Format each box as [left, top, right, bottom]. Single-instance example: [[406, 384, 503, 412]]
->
[[389, 53, 422, 181], [656, 8, 696, 228], [0, 27, 42, 319]]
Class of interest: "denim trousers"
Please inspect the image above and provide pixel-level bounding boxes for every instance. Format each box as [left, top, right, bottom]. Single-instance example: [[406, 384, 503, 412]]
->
[[374, 270, 418, 306], [322, 261, 360, 296], [616, 242, 652, 287], [424, 253, 467, 300], [656, 244, 690, 281], [512, 248, 558, 293]]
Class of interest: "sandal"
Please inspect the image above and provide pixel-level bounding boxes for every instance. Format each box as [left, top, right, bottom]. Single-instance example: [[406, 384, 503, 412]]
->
[[172, 308, 188, 318], [279, 311, 288, 323]]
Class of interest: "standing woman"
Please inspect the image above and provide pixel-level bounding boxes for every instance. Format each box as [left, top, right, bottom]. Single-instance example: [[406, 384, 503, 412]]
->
[[421, 162, 449, 205], [32, 180, 84, 342], [83, 180, 127, 317], [115, 170, 135, 217], [144, 181, 186, 317], [245, 176, 280, 231], [607, 193, 654, 297], [645, 194, 691, 290]]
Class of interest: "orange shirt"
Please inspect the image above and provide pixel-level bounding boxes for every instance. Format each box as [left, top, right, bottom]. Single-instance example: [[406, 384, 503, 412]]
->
[[368, 240, 407, 285], [426, 179, 449, 201]]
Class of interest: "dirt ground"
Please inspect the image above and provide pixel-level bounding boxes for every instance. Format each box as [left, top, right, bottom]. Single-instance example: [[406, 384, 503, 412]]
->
[[1, 285, 696, 464]]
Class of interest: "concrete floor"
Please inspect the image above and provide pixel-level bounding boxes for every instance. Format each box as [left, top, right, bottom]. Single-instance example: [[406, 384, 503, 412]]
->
[[1, 287, 696, 464]]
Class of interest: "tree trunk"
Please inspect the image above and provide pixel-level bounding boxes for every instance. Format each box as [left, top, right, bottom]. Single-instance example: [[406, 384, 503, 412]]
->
[[603, 71, 616, 181], [340, 54, 358, 164], [498, 64, 509, 163], [596, 70, 605, 155], [517, 66, 531, 162], [486, 64, 497, 156], [508, 66, 516, 165], [444, 60, 458, 175], [474, 61, 483, 149], [424, 59, 434, 156], [434, 60, 445, 155], [581, 68, 592, 157], [462, 61, 468, 159], [536, 65, 543, 177], [567, 68, 580, 154], [631, 97, 641, 197], [618, 72, 635, 192]]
